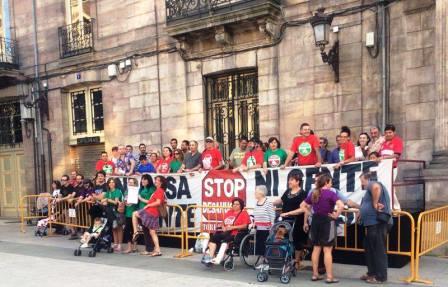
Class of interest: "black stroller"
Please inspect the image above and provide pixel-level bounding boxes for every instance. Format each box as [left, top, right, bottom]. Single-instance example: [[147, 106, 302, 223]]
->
[[256, 221, 296, 284], [73, 204, 113, 257]]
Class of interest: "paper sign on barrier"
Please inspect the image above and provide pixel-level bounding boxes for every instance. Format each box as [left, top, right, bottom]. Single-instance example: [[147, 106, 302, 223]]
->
[[68, 208, 76, 218]]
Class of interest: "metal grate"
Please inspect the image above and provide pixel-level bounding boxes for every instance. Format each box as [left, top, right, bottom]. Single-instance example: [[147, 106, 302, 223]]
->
[[58, 21, 93, 59], [90, 88, 103, 132], [0, 102, 22, 146], [205, 69, 259, 159], [0, 37, 19, 67], [71, 90, 87, 135]]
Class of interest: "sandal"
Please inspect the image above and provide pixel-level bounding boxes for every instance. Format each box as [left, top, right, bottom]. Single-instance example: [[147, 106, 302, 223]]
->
[[149, 251, 162, 257], [131, 232, 140, 243], [325, 278, 339, 284], [122, 249, 137, 254], [366, 278, 384, 284], [139, 251, 152, 256], [311, 275, 324, 281]]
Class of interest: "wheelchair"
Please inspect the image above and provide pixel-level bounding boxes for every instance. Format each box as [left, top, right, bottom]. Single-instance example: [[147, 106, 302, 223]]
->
[[202, 227, 263, 271]]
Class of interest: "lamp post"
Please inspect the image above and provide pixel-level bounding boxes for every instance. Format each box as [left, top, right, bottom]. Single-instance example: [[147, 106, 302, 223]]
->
[[310, 8, 339, 82]]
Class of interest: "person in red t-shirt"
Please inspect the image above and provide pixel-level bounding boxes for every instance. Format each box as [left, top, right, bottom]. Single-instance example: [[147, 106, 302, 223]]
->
[[95, 151, 115, 175], [133, 175, 166, 256], [334, 126, 355, 169], [202, 198, 251, 264], [157, 147, 173, 174], [200, 137, 224, 171], [379, 124, 403, 168], [233, 137, 264, 173], [284, 123, 322, 167]]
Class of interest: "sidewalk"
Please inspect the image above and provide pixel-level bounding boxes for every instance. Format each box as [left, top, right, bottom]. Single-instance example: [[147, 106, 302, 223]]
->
[[1, 219, 447, 286]]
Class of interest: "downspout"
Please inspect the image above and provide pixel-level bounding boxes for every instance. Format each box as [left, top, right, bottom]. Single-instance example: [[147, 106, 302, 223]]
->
[[32, 0, 44, 193], [380, 0, 388, 131], [42, 128, 53, 186], [154, 0, 163, 151]]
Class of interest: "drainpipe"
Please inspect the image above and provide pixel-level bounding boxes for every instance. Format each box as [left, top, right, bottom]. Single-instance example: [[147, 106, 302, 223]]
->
[[379, 0, 388, 131], [32, 0, 44, 193], [42, 128, 53, 189], [154, 0, 163, 151]]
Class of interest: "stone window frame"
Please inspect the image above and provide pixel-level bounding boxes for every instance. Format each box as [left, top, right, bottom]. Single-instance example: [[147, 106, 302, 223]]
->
[[67, 86, 104, 145]]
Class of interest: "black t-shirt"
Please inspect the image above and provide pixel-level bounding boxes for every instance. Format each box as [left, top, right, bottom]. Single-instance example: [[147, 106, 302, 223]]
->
[[73, 184, 85, 198], [60, 184, 75, 198], [93, 183, 107, 195], [281, 189, 308, 213]]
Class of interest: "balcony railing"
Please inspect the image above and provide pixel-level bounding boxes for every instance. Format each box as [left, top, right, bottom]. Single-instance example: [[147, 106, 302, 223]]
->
[[0, 37, 19, 68], [58, 21, 94, 59], [165, 0, 279, 22]]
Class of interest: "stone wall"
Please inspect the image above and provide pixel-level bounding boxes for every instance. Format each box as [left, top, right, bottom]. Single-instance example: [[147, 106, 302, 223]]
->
[[0, 0, 438, 185]]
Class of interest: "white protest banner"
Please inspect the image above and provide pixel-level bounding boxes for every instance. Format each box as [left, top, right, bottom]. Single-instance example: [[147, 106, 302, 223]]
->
[[112, 159, 394, 229]]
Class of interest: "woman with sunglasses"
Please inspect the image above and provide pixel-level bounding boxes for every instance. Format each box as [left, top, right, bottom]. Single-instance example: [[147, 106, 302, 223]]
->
[[170, 149, 183, 173]]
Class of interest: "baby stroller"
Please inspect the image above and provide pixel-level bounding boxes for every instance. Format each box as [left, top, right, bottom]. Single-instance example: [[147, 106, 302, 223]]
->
[[73, 206, 113, 257], [256, 221, 295, 284]]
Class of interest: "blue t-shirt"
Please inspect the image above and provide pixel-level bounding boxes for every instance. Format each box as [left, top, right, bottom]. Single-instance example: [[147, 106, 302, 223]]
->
[[137, 162, 156, 173], [328, 148, 340, 164], [305, 188, 339, 216]]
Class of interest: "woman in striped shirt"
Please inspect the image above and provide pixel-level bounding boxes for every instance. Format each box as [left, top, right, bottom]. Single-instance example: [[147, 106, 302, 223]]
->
[[254, 185, 276, 257]]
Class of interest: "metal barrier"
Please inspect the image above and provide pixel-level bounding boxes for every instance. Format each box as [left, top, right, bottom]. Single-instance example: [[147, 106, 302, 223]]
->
[[411, 205, 448, 284], [50, 200, 93, 230], [333, 209, 415, 282], [20, 194, 52, 233], [158, 204, 186, 258]]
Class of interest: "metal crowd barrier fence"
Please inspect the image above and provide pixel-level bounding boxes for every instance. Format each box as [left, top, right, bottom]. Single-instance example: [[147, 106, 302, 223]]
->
[[20, 194, 52, 233], [20, 194, 186, 256], [411, 205, 448, 284], [333, 209, 415, 282]]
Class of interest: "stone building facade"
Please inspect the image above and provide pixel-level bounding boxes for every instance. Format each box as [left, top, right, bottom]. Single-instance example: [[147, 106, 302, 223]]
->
[[0, 0, 447, 216]]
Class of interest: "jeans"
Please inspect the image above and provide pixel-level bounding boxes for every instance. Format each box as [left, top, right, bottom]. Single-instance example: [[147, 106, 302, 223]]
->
[[364, 223, 388, 281]]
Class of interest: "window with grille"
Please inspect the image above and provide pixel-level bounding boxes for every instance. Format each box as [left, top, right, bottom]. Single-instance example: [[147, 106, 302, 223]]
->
[[205, 69, 259, 159], [69, 87, 103, 138], [0, 102, 22, 145]]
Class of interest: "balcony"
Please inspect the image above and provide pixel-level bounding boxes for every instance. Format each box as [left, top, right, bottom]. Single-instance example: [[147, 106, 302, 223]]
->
[[58, 21, 94, 59], [0, 37, 21, 89], [165, 0, 282, 57]]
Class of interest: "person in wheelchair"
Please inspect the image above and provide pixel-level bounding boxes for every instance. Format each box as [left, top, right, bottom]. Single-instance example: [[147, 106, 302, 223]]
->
[[202, 197, 251, 265]]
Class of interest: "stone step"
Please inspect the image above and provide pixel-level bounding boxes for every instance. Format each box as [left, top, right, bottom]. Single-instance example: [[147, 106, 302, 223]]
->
[[423, 167, 448, 177], [431, 156, 448, 164]]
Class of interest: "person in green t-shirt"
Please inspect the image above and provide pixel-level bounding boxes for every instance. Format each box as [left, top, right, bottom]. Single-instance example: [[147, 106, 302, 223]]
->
[[229, 136, 249, 168], [170, 149, 183, 173], [263, 137, 288, 173], [101, 178, 124, 252], [131, 174, 156, 246], [123, 177, 139, 254]]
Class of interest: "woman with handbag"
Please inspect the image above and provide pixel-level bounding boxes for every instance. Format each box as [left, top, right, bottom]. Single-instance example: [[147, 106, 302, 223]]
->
[[134, 175, 167, 257], [101, 178, 124, 253]]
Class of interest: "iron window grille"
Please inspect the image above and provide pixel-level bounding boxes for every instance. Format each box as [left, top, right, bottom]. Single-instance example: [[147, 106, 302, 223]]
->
[[71, 90, 87, 135], [165, 0, 280, 22], [0, 37, 19, 68], [205, 69, 259, 159], [58, 20, 93, 59], [90, 88, 103, 132], [0, 101, 22, 146]]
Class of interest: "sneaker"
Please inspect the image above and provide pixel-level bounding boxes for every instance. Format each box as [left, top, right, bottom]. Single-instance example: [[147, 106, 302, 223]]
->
[[201, 255, 212, 264], [211, 258, 220, 265], [80, 243, 89, 248]]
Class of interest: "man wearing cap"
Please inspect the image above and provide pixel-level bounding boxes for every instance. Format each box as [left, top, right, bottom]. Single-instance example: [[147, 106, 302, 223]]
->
[[201, 136, 224, 171], [233, 137, 264, 172]]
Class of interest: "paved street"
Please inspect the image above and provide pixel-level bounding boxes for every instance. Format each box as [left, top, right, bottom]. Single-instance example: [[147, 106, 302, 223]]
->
[[0, 219, 447, 287]]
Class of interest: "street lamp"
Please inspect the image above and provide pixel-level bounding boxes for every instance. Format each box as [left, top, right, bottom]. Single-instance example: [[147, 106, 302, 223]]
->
[[310, 7, 339, 82]]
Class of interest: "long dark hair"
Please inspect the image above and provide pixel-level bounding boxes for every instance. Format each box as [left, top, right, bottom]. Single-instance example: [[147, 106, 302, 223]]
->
[[140, 174, 154, 190], [52, 180, 62, 190], [155, 176, 167, 190], [106, 178, 116, 191], [312, 174, 332, 204]]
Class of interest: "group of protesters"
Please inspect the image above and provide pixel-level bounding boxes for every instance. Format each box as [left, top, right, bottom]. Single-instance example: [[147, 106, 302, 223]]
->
[[43, 122, 402, 284]]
